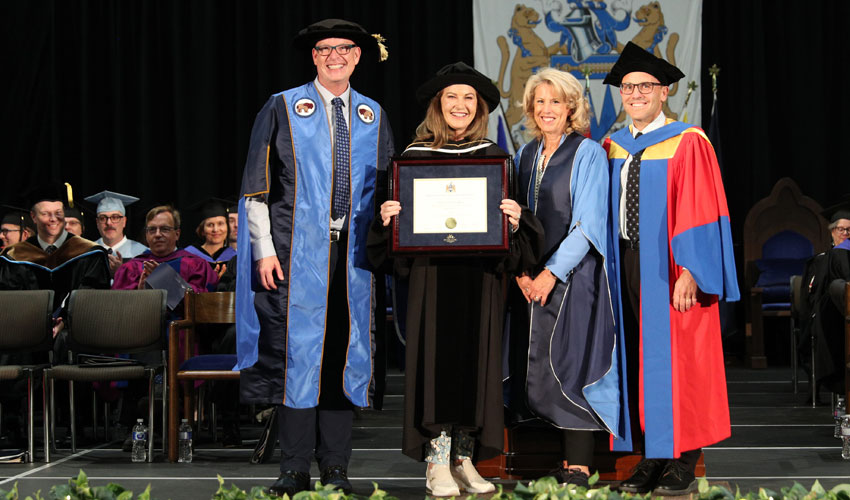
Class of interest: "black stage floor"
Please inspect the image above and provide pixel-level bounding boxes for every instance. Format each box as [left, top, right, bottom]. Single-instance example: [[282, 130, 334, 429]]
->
[[1, 366, 847, 499]]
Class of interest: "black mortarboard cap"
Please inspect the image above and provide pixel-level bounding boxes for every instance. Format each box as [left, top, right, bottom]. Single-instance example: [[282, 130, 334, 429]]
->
[[226, 194, 239, 214], [64, 205, 85, 221], [603, 42, 685, 86], [415, 61, 501, 112], [1, 205, 35, 232], [189, 197, 232, 222], [26, 182, 76, 210], [293, 18, 387, 61], [821, 197, 850, 223]]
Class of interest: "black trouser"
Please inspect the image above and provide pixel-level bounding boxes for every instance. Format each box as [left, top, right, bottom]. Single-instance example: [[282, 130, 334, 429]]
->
[[620, 241, 701, 470], [561, 429, 595, 466], [278, 232, 354, 473]]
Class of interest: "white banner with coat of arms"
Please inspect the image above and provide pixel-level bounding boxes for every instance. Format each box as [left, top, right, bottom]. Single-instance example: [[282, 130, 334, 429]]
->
[[473, 0, 702, 153]]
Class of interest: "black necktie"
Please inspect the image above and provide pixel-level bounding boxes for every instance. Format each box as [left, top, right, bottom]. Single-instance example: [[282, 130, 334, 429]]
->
[[46, 245, 57, 255], [331, 97, 350, 220], [625, 132, 644, 242]]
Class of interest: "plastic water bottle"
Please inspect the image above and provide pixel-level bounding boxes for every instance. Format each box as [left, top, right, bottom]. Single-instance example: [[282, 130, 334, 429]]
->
[[835, 396, 846, 438], [178, 419, 193, 463], [842, 415, 850, 459], [131, 419, 147, 463]]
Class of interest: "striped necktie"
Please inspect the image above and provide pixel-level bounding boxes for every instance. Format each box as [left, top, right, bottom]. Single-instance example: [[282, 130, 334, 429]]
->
[[331, 97, 350, 220]]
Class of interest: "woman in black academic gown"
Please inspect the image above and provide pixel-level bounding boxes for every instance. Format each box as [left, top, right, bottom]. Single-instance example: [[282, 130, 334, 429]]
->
[[368, 62, 543, 497]]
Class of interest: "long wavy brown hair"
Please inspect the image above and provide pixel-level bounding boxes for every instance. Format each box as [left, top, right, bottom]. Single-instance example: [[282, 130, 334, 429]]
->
[[413, 89, 490, 149]]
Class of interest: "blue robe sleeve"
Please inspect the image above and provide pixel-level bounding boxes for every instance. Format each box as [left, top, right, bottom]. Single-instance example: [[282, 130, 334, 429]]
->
[[545, 139, 609, 281]]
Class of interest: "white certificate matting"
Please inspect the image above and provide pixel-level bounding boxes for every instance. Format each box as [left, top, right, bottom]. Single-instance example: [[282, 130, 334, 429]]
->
[[412, 177, 488, 234]]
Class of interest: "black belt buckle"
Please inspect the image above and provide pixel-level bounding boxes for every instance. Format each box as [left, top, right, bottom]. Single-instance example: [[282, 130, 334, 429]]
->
[[330, 229, 341, 242]]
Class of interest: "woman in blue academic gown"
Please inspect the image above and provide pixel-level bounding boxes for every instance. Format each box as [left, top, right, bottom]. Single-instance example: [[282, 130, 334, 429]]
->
[[368, 62, 543, 497], [505, 68, 623, 487]]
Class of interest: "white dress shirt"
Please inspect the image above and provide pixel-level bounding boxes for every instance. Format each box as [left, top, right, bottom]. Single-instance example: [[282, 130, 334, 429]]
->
[[245, 78, 351, 260], [38, 230, 69, 251], [618, 112, 668, 240]]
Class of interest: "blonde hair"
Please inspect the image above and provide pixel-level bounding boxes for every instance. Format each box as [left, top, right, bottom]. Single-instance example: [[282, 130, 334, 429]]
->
[[413, 89, 490, 149], [521, 68, 590, 139]]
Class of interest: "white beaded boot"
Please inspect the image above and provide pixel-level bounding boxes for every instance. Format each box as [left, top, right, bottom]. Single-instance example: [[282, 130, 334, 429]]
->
[[451, 458, 495, 493], [426, 463, 461, 497]]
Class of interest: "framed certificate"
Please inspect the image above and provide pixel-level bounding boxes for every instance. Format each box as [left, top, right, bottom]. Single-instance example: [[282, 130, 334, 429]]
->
[[390, 155, 512, 256]]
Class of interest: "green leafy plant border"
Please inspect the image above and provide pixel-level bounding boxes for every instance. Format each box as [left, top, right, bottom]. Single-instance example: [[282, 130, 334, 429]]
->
[[3, 470, 850, 500]]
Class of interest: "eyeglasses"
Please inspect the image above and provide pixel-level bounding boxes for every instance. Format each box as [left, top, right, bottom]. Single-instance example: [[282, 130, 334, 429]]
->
[[314, 44, 356, 56], [36, 210, 64, 220], [833, 226, 850, 235], [96, 214, 125, 223], [0, 228, 22, 236], [144, 226, 175, 235], [619, 82, 665, 95]]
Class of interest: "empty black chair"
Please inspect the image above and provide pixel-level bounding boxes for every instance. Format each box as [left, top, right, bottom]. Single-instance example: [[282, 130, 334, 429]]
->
[[0, 290, 54, 462], [43, 289, 167, 462]]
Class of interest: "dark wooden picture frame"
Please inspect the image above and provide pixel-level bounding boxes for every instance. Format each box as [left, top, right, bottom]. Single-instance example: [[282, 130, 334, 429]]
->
[[389, 155, 512, 256]]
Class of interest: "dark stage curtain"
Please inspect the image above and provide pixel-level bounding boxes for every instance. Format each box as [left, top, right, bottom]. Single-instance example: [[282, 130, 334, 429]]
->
[[4, 0, 848, 245], [2, 0, 474, 245], [702, 0, 850, 236]]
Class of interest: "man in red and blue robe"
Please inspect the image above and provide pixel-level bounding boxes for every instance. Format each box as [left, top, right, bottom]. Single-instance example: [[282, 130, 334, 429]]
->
[[603, 42, 740, 496]]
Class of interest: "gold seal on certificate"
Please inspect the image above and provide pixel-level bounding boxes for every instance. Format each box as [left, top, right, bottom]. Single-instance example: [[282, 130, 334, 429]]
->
[[445, 217, 457, 229]]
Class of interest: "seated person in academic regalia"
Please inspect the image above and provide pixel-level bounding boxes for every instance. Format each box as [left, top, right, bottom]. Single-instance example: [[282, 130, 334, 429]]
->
[[0, 184, 111, 366], [110, 205, 218, 450], [0, 207, 35, 250], [62, 205, 86, 238], [807, 208, 850, 394], [112, 205, 219, 293], [0, 206, 38, 447], [0, 185, 111, 326], [183, 198, 236, 275], [84, 190, 149, 277], [227, 201, 238, 252]]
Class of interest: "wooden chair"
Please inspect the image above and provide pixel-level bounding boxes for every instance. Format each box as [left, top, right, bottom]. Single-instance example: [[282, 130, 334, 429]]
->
[[743, 178, 829, 368], [167, 290, 238, 462]]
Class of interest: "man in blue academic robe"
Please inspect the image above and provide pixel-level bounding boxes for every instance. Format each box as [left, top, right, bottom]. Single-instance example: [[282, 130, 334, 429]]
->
[[235, 19, 394, 497]]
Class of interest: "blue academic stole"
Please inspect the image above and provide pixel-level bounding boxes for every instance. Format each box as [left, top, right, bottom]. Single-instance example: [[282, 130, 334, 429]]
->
[[280, 82, 381, 407]]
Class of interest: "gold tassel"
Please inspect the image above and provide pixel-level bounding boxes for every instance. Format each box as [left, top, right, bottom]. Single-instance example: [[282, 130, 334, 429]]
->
[[64, 182, 74, 208], [372, 34, 388, 62]]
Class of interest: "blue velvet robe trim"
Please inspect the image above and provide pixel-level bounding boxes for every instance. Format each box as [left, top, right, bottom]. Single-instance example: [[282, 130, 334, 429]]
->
[[184, 245, 236, 264], [607, 121, 740, 456], [514, 134, 624, 440], [235, 82, 383, 408]]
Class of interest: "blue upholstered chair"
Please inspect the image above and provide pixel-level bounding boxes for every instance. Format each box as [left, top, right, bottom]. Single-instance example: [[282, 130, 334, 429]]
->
[[744, 178, 829, 369], [167, 290, 238, 462]]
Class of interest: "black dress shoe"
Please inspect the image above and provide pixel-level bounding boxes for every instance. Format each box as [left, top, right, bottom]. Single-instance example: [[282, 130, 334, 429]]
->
[[653, 459, 697, 496], [551, 467, 590, 488], [320, 465, 352, 494], [269, 470, 310, 497], [618, 458, 666, 493]]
